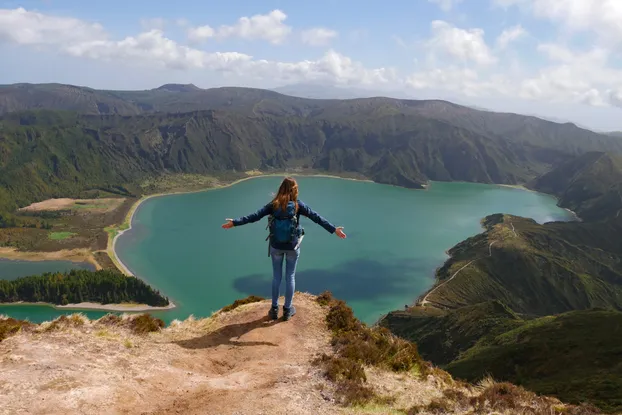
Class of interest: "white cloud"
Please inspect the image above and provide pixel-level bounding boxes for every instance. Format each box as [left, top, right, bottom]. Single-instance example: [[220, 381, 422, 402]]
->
[[425, 20, 497, 65], [0, 7, 106, 45], [214, 9, 291, 44], [187, 25, 215, 43], [185, 9, 291, 44], [428, 0, 464, 12], [496, 25, 527, 49], [300, 27, 338, 46], [518, 44, 621, 106], [3, 5, 622, 118], [0, 8, 389, 87], [492, 0, 622, 47]]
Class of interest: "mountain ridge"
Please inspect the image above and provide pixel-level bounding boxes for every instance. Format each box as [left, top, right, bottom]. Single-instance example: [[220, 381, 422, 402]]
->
[[3, 105, 620, 216], [379, 152, 622, 412]]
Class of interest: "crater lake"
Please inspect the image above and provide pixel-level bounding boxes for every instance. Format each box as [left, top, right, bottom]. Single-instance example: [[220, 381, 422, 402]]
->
[[0, 177, 575, 324]]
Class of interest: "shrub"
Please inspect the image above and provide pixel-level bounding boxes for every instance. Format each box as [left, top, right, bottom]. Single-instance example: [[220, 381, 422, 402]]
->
[[314, 293, 427, 407], [220, 295, 265, 313], [0, 317, 32, 341], [130, 314, 165, 334]]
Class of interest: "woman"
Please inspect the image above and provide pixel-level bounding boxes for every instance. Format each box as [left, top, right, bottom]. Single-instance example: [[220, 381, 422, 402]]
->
[[222, 177, 346, 321]]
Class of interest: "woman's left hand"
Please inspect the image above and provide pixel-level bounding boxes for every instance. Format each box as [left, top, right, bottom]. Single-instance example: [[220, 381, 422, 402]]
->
[[222, 219, 234, 229], [335, 227, 347, 239]]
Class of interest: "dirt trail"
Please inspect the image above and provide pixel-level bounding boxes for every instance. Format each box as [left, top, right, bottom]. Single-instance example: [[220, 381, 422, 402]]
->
[[0, 294, 340, 415]]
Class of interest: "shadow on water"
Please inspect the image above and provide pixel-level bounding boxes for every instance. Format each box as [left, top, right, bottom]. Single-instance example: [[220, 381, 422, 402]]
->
[[233, 257, 439, 302], [174, 316, 279, 349]]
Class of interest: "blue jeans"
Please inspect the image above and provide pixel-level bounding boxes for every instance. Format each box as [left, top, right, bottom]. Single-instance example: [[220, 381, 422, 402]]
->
[[270, 246, 300, 309]]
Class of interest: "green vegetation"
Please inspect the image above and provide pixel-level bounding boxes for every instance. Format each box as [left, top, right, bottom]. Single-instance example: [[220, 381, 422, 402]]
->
[[446, 310, 622, 413], [407, 382, 602, 415], [220, 295, 265, 313], [528, 152, 622, 220], [0, 269, 169, 306], [423, 214, 622, 316], [314, 291, 428, 406], [1, 84, 622, 219], [2, 82, 622, 411], [380, 151, 622, 412], [48, 231, 77, 240]]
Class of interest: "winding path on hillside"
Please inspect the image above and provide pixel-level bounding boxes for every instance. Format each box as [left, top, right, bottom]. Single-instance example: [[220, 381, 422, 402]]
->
[[419, 259, 477, 307], [418, 221, 517, 307]]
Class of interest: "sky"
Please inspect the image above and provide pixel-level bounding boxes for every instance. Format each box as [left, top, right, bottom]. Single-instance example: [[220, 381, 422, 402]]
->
[[1, 0, 621, 131]]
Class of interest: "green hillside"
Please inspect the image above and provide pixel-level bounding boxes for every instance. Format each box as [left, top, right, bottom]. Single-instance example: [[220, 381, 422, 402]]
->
[[1, 83, 622, 215], [528, 152, 622, 220], [0, 106, 614, 214], [3, 82, 622, 411], [446, 309, 622, 413], [380, 152, 622, 412]]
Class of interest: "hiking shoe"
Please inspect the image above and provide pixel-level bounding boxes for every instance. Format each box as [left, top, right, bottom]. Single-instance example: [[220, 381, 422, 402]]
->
[[268, 306, 279, 320], [283, 306, 296, 321]]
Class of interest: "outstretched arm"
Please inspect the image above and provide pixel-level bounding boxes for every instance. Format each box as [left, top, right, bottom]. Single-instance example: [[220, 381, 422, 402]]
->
[[298, 202, 346, 238], [222, 203, 272, 229]]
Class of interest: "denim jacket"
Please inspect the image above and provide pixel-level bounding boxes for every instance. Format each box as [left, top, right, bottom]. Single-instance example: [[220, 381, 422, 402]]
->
[[232, 200, 336, 250]]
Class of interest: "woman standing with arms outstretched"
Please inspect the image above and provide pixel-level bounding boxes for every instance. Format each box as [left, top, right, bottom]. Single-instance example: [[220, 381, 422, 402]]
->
[[222, 177, 346, 321]]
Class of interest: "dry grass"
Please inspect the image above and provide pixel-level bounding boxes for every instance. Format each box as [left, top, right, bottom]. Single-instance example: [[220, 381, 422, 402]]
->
[[42, 314, 88, 332], [407, 378, 605, 415], [220, 295, 265, 313], [1, 295, 607, 415], [128, 314, 165, 334], [19, 198, 125, 213], [314, 291, 429, 407], [0, 316, 33, 341]]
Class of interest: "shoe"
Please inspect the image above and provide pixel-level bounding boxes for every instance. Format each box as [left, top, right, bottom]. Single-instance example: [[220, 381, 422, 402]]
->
[[268, 306, 279, 320], [283, 306, 296, 321]]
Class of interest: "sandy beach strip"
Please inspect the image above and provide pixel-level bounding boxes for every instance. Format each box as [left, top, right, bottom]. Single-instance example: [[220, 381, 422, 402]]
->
[[1, 300, 176, 312], [107, 171, 376, 277], [0, 247, 101, 270]]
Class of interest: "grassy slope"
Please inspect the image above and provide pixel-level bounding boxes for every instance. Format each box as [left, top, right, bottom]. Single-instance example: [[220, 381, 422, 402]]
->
[[446, 309, 622, 413], [379, 152, 622, 412], [1, 106, 611, 214], [528, 152, 622, 220], [428, 214, 622, 315], [380, 214, 622, 412], [1, 83, 621, 215]]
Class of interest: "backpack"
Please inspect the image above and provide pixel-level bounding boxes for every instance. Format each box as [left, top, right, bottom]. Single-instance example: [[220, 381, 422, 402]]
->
[[267, 201, 299, 244]]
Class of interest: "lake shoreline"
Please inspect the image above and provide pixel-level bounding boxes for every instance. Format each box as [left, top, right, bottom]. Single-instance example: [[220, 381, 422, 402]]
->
[[108, 171, 378, 277], [0, 247, 101, 270], [0, 300, 176, 312]]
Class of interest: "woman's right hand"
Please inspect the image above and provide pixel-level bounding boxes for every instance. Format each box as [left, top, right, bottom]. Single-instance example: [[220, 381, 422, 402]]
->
[[335, 227, 347, 239], [222, 219, 234, 229]]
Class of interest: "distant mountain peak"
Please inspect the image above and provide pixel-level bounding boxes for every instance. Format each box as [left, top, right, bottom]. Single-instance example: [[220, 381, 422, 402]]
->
[[154, 83, 201, 92]]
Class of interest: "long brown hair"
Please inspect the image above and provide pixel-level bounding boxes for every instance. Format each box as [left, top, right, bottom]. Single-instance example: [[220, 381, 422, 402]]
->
[[272, 177, 299, 212]]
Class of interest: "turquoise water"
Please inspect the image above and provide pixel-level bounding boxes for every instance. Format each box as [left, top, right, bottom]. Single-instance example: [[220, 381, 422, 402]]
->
[[0, 178, 574, 324], [0, 259, 94, 280], [0, 259, 97, 321]]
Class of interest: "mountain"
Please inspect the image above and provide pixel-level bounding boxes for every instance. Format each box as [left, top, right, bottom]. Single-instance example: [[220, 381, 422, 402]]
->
[[0, 293, 606, 414], [380, 213, 622, 412], [379, 152, 622, 412], [1, 82, 621, 156], [607, 131, 622, 138], [2, 82, 622, 411], [528, 152, 622, 221], [383, 305, 622, 413], [270, 82, 414, 100], [1, 83, 622, 214]]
